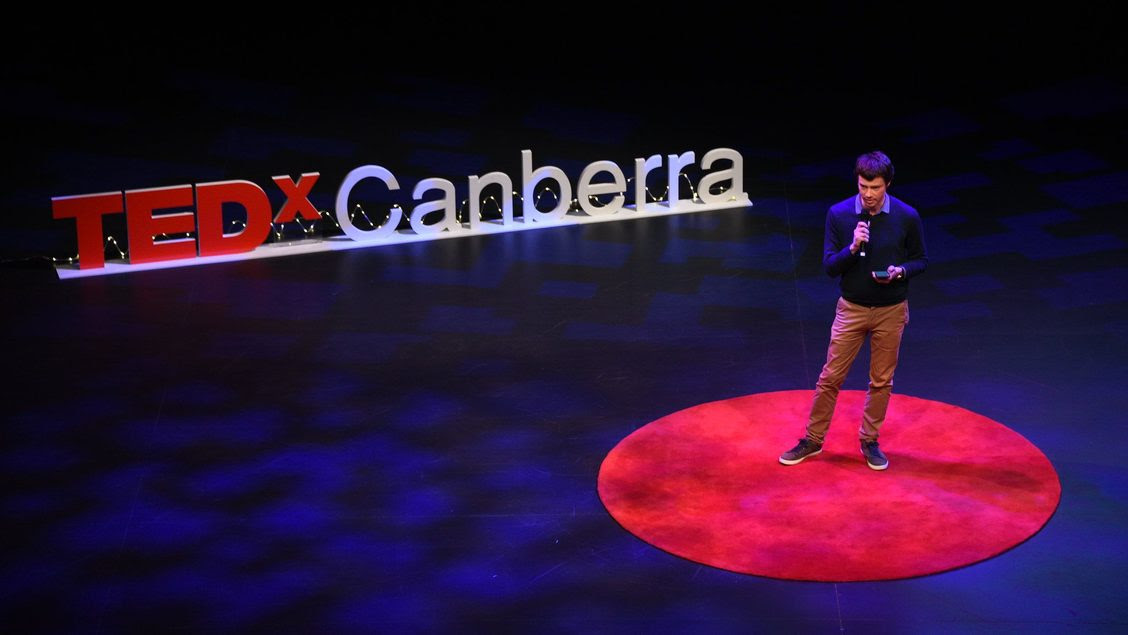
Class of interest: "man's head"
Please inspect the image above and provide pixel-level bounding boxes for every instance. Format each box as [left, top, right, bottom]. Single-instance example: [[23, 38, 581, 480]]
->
[[856, 151, 893, 213], [855, 151, 894, 184]]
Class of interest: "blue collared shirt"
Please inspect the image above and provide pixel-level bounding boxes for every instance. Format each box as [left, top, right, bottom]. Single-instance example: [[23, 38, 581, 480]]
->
[[855, 193, 890, 216]]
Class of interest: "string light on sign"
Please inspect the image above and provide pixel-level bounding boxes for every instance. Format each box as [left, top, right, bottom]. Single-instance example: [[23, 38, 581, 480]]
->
[[349, 203, 403, 231], [293, 216, 318, 236], [54, 234, 128, 266], [319, 209, 342, 231], [457, 195, 505, 223], [534, 187, 559, 208], [105, 235, 127, 260], [624, 176, 668, 204]]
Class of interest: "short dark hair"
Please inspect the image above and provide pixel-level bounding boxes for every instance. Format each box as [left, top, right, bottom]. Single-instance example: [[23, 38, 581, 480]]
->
[[855, 151, 894, 184]]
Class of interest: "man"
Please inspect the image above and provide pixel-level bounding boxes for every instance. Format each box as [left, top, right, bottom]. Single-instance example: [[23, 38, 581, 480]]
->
[[779, 151, 927, 470]]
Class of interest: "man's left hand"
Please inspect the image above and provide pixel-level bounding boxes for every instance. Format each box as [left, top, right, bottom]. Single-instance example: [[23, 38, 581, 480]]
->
[[874, 265, 904, 284]]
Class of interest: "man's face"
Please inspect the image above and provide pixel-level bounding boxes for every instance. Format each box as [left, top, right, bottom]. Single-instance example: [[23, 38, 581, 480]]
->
[[857, 175, 888, 213]]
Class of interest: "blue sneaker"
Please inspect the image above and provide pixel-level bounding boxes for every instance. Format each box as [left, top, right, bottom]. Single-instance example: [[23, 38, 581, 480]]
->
[[861, 440, 889, 471], [779, 439, 823, 465]]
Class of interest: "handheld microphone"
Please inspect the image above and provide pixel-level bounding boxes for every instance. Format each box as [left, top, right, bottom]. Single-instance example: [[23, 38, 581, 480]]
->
[[859, 218, 869, 258]]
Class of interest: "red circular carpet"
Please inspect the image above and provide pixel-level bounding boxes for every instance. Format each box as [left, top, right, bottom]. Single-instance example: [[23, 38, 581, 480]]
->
[[598, 390, 1060, 582]]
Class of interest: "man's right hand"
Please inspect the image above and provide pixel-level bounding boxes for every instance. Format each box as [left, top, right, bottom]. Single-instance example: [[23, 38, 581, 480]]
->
[[850, 221, 870, 253]]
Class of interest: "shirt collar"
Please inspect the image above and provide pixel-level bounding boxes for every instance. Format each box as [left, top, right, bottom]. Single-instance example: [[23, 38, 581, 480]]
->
[[855, 193, 891, 215]]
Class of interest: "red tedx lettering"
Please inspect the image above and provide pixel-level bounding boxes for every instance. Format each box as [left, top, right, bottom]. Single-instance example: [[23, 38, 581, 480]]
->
[[271, 173, 321, 223]]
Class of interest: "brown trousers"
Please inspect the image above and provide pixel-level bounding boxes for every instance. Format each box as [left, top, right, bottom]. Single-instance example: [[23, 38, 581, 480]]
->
[[806, 297, 910, 444]]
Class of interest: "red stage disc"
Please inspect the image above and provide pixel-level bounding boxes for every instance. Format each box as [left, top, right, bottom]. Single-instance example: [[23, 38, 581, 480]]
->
[[598, 390, 1061, 581]]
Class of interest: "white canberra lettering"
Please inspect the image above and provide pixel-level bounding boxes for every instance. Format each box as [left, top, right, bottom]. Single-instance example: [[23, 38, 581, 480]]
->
[[335, 148, 747, 242]]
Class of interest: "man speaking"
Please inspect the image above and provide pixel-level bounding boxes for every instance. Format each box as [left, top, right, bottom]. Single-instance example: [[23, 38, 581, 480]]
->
[[780, 151, 928, 470]]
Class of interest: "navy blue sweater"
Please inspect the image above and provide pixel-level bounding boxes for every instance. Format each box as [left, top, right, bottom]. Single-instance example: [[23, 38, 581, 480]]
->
[[823, 194, 928, 307]]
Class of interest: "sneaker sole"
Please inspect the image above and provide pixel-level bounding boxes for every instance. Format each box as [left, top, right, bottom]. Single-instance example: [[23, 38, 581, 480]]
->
[[779, 448, 822, 466], [861, 449, 889, 471]]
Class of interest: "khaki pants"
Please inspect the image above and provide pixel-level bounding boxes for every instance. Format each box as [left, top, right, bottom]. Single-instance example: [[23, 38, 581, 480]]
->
[[806, 297, 909, 444]]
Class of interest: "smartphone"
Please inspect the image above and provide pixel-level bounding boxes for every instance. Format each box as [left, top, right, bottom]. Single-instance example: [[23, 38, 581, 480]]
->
[[872, 270, 891, 280]]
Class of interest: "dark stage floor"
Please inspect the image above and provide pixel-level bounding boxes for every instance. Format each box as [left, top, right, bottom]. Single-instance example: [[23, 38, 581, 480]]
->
[[4, 16, 1128, 631]]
